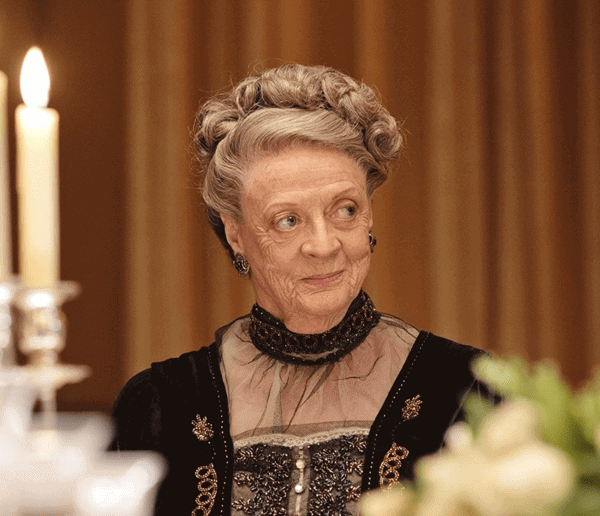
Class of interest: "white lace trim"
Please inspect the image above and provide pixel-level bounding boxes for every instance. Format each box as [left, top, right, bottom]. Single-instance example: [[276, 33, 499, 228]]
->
[[233, 426, 371, 450]]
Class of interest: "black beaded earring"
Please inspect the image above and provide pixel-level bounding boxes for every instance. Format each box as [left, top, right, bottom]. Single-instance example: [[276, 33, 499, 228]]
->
[[233, 253, 250, 276], [369, 231, 377, 253]]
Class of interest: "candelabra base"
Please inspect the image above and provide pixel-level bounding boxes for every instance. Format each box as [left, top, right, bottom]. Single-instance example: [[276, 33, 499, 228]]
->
[[11, 280, 90, 428]]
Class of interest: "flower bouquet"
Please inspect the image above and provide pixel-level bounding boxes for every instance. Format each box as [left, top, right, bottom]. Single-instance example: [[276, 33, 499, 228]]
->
[[362, 356, 600, 516]]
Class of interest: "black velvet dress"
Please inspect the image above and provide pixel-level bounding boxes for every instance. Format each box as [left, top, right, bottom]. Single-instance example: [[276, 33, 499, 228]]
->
[[111, 297, 494, 516]]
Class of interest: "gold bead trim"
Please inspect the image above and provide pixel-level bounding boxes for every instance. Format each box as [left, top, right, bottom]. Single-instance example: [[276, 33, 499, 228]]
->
[[402, 394, 423, 422], [379, 442, 409, 489], [192, 414, 214, 442], [192, 464, 218, 516]]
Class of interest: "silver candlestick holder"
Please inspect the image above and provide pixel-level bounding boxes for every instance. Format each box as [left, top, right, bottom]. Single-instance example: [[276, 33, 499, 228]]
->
[[12, 280, 91, 429], [0, 280, 167, 515], [0, 276, 20, 369]]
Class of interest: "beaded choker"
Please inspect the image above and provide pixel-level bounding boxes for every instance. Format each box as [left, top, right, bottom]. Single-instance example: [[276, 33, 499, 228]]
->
[[248, 291, 381, 365]]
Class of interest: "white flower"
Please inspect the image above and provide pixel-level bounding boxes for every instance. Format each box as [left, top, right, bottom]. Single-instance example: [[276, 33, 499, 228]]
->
[[444, 422, 473, 452], [361, 486, 409, 516], [478, 399, 539, 455], [414, 399, 575, 516], [416, 446, 497, 516], [490, 441, 575, 512]]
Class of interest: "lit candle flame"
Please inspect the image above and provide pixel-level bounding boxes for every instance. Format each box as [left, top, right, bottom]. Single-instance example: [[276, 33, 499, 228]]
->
[[20, 47, 50, 108]]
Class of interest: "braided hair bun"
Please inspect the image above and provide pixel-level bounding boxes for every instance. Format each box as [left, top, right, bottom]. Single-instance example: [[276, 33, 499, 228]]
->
[[193, 64, 402, 259]]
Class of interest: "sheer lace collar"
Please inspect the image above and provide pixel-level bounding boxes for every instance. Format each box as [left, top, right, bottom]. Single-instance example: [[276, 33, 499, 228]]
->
[[248, 290, 381, 365]]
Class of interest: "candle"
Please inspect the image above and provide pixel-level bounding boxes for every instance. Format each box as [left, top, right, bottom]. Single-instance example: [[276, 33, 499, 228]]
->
[[16, 47, 59, 287], [0, 70, 10, 281]]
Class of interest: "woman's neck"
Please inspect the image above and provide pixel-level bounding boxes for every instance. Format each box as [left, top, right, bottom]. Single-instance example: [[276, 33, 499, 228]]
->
[[248, 291, 380, 365], [281, 311, 347, 334], [254, 290, 367, 334]]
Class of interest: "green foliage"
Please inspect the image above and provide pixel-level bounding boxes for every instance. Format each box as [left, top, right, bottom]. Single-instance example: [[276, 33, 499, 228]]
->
[[558, 485, 600, 516], [572, 369, 600, 446], [463, 394, 494, 436], [470, 356, 600, 516]]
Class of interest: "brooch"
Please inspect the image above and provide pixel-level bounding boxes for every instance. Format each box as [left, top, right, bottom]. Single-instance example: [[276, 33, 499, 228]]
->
[[192, 414, 214, 442], [402, 394, 422, 422]]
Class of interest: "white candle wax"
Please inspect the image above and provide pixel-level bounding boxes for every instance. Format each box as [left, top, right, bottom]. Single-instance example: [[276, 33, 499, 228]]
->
[[0, 71, 10, 281], [16, 106, 59, 287], [16, 48, 59, 287]]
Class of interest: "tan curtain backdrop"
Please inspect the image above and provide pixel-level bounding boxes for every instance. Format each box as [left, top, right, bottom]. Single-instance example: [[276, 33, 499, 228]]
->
[[123, 0, 600, 387], [423, 0, 600, 383]]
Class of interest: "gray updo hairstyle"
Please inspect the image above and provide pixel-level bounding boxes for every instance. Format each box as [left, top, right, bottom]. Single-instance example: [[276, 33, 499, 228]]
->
[[193, 64, 402, 259]]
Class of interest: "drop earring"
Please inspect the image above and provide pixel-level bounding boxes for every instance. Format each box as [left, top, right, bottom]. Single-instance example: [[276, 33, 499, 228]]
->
[[369, 231, 377, 253], [233, 253, 250, 276]]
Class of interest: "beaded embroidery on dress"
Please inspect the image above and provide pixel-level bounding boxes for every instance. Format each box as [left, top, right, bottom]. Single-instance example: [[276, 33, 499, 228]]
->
[[249, 290, 381, 365], [232, 432, 368, 516], [218, 291, 419, 515]]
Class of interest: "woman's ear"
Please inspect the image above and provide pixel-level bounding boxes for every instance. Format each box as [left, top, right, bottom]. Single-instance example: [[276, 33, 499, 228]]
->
[[221, 214, 244, 254]]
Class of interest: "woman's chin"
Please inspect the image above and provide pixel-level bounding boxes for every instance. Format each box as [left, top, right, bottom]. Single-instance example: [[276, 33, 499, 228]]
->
[[297, 285, 359, 321]]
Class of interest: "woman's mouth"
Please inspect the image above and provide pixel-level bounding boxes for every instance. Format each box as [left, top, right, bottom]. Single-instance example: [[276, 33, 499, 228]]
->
[[303, 271, 344, 286]]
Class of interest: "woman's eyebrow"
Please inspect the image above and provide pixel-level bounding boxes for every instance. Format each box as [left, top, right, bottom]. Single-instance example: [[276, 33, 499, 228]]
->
[[264, 188, 360, 211]]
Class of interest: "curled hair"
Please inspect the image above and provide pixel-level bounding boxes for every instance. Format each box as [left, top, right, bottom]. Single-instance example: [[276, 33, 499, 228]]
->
[[193, 64, 402, 259]]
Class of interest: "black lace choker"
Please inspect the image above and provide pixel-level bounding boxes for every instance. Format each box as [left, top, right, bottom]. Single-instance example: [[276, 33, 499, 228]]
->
[[248, 291, 381, 365]]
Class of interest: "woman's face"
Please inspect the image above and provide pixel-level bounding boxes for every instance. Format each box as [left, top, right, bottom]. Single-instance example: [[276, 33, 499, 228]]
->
[[222, 145, 373, 334]]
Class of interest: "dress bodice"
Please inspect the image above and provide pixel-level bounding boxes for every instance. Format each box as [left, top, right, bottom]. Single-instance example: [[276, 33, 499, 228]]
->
[[232, 431, 367, 516], [110, 321, 494, 516]]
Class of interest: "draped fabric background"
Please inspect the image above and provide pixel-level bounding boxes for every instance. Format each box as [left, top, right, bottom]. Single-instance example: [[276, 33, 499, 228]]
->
[[0, 0, 598, 411]]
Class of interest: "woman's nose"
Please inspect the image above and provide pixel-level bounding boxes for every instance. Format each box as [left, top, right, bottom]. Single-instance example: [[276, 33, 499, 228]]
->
[[300, 221, 342, 258]]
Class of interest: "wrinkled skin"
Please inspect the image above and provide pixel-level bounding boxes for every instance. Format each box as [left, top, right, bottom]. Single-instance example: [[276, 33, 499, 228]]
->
[[222, 145, 373, 334]]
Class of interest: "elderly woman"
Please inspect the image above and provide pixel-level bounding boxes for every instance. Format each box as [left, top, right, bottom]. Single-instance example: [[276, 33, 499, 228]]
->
[[111, 64, 493, 516]]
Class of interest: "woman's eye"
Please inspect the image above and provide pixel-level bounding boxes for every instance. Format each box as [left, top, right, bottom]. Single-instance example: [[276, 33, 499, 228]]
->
[[275, 215, 298, 230], [337, 205, 357, 219]]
